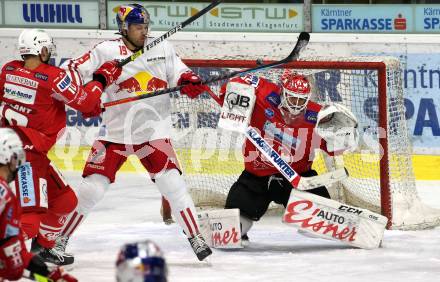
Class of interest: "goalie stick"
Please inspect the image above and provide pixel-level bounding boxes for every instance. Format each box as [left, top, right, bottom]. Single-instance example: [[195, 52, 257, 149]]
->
[[245, 126, 348, 191], [104, 32, 310, 108], [117, 0, 222, 68]]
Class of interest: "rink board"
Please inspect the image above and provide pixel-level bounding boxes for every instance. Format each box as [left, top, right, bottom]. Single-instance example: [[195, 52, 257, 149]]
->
[[48, 146, 440, 180]]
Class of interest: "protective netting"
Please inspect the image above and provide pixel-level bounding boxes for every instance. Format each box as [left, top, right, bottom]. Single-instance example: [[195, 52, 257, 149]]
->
[[170, 56, 440, 230]]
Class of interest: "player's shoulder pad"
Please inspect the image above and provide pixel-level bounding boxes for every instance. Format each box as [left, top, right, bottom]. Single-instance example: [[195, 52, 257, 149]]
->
[[303, 101, 322, 124], [261, 80, 281, 107], [1, 60, 22, 72], [30, 64, 60, 83], [93, 39, 116, 51], [158, 38, 172, 47]]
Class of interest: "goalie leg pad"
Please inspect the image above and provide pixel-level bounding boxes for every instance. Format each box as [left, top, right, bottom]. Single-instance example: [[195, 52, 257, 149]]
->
[[283, 189, 387, 249], [198, 209, 242, 249]]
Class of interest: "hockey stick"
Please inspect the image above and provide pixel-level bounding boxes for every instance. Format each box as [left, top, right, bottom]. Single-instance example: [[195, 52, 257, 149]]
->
[[117, 0, 222, 68], [104, 32, 310, 108], [245, 126, 348, 190]]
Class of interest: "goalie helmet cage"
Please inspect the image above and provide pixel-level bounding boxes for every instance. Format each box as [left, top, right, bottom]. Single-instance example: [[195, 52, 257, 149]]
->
[[170, 56, 440, 230]]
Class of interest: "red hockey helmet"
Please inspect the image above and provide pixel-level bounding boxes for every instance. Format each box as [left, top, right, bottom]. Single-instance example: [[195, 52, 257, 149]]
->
[[280, 73, 311, 116]]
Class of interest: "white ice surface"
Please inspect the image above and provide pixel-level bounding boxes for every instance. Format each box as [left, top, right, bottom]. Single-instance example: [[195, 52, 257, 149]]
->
[[23, 173, 440, 282]]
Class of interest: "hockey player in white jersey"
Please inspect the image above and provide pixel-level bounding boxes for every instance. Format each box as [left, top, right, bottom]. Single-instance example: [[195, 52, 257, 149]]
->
[[58, 4, 212, 262]]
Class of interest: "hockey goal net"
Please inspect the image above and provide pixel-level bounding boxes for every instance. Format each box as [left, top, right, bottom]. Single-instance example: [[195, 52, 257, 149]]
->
[[170, 56, 440, 230]]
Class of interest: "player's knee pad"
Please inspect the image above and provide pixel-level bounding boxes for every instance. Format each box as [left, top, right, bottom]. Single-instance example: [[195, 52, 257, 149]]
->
[[49, 188, 78, 215], [240, 215, 253, 236], [154, 169, 187, 203], [20, 213, 41, 239], [76, 174, 110, 213]]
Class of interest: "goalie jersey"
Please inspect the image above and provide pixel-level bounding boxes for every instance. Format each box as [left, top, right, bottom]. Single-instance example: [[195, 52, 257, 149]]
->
[[63, 38, 190, 145], [221, 75, 335, 177]]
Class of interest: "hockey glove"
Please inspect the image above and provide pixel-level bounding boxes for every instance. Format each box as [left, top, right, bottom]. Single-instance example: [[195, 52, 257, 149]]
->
[[93, 60, 122, 89], [178, 71, 210, 99], [77, 81, 103, 118], [33, 266, 78, 282]]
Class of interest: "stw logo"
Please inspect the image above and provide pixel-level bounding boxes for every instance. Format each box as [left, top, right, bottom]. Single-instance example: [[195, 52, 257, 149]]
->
[[283, 199, 357, 241]]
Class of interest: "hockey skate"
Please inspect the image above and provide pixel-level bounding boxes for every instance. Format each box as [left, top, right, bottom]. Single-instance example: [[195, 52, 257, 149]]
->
[[188, 234, 212, 261], [31, 238, 74, 267], [54, 235, 72, 255]]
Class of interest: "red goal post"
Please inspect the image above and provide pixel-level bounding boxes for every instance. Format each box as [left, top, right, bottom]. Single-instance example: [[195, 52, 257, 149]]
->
[[168, 57, 440, 230]]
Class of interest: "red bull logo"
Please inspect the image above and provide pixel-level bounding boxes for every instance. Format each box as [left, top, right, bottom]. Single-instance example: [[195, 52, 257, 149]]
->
[[116, 72, 167, 96]]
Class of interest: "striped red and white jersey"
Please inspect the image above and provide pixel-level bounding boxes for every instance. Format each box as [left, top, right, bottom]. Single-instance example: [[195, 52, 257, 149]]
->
[[63, 38, 190, 145]]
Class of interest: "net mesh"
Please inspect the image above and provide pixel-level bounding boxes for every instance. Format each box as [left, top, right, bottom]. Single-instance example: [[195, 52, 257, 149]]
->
[[170, 56, 440, 230]]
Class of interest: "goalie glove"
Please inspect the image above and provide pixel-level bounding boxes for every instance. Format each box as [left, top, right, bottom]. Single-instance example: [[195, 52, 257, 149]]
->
[[316, 103, 359, 152]]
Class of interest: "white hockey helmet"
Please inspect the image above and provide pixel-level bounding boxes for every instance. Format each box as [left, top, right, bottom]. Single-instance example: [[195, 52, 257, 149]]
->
[[280, 72, 312, 116], [0, 128, 25, 169], [18, 29, 56, 57], [116, 240, 167, 282]]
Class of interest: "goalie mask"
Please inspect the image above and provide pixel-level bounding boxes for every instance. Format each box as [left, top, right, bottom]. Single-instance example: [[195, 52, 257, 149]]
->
[[280, 74, 311, 117], [116, 240, 167, 282], [116, 4, 150, 34]]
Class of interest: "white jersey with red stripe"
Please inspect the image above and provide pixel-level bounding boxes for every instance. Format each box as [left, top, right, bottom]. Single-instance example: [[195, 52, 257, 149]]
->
[[62, 37, 189, 144]]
